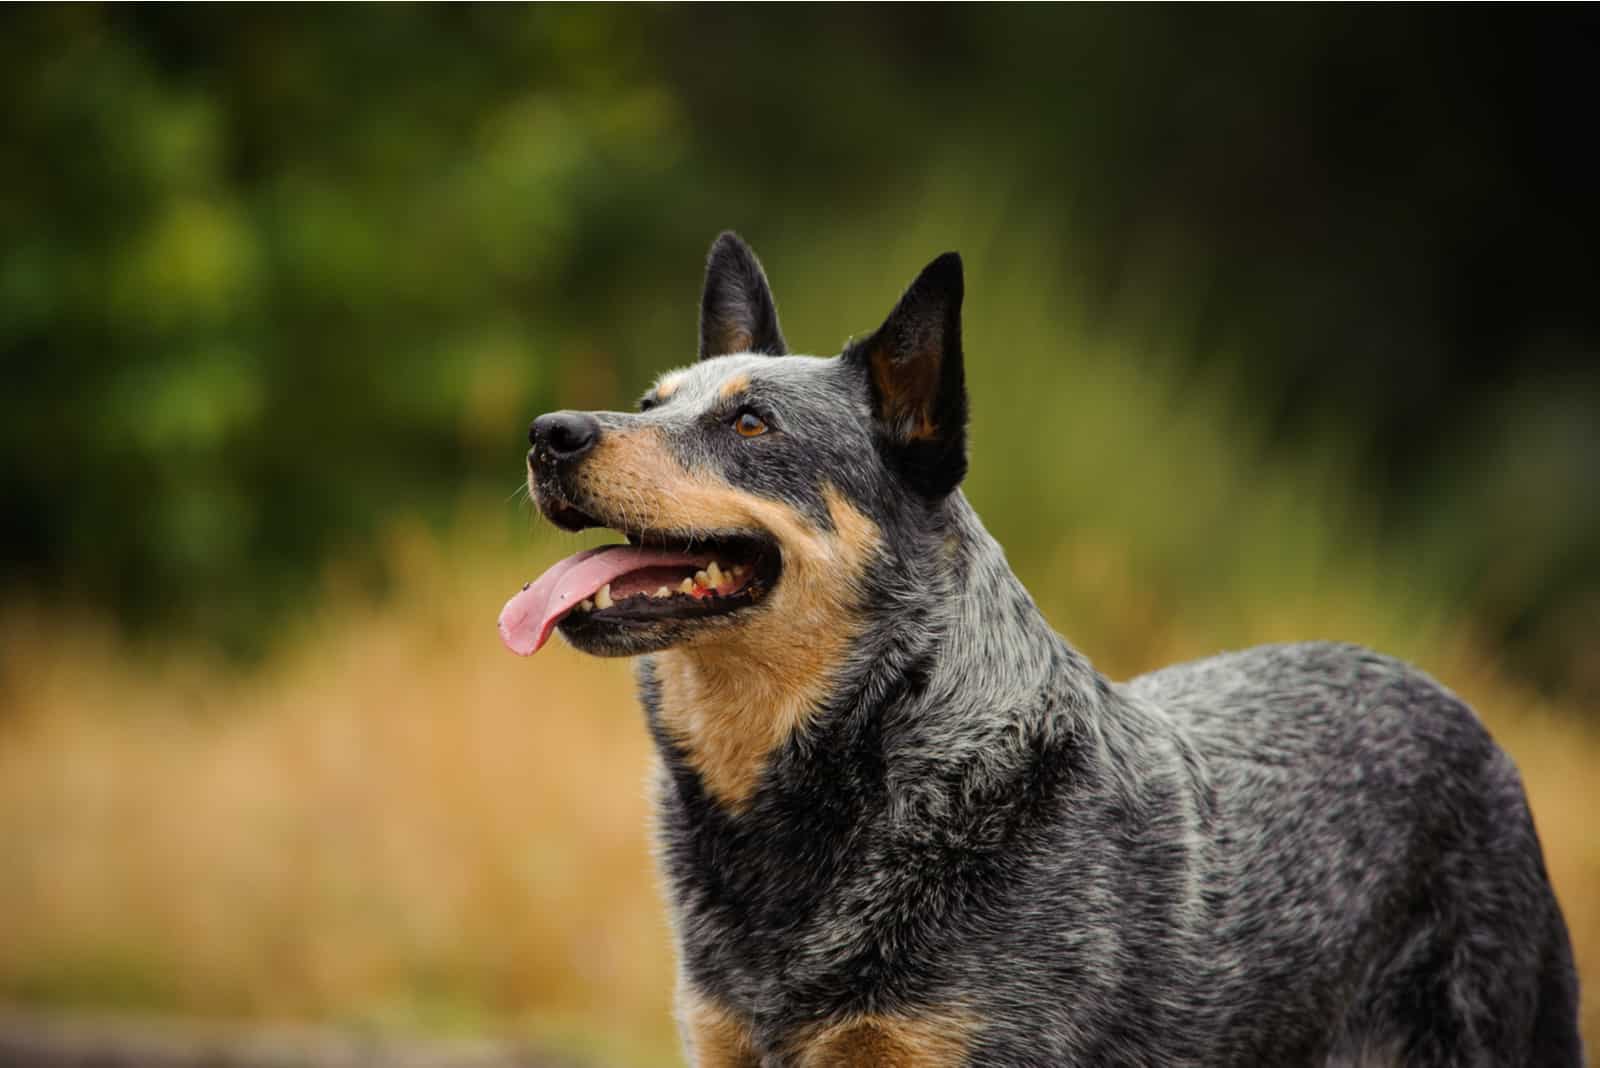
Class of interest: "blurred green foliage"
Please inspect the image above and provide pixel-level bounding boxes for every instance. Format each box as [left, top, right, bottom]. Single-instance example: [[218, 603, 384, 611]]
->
[[1, 7, 1596, 693]]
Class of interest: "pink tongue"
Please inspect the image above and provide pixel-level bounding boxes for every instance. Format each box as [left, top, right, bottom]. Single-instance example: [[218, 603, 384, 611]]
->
[[498, 544, 706, 656]]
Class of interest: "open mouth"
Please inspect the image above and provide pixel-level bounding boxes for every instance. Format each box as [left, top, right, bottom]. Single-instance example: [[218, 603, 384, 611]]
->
[[498, 514, 780, 656]]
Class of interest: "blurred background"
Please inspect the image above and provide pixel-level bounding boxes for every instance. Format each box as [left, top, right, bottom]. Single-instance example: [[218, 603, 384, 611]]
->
[[1, 6, 1595, 1064]]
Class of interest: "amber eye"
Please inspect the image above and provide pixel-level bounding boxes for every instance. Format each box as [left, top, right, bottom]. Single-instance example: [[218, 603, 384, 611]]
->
[[734, 411, 767, 437]]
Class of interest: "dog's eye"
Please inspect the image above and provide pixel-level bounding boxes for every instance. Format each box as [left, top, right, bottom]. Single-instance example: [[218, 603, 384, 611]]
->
[[733, 411, 768, 438]]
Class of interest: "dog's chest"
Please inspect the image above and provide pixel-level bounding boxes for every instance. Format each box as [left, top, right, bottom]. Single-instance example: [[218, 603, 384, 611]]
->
[[663, 799, 905, 984], [664, 777, 993, 985], [664, 814, 987, 1066]]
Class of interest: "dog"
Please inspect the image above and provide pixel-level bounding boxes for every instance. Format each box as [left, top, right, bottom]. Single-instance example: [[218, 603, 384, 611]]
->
[[500, 233, 1583, 1066]]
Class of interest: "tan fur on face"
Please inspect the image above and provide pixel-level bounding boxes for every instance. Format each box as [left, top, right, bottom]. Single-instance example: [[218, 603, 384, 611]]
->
[[655, 372, 685, 400], [789, 1010, 978, 1067], [679, 989, 760, 1067], [718, 372, 752, 401], [577, 428, 880, 808]]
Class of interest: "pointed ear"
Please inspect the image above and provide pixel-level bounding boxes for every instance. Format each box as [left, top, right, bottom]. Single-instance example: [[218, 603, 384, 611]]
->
[[698, 231, 788, 360], [846, 252, 967, 498]]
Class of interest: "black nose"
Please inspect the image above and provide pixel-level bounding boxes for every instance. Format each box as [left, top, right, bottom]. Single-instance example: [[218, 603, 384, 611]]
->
[[529, 410, 601, 461]]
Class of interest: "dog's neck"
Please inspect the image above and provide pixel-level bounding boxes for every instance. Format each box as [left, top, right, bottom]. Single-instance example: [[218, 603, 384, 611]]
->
[[920, 494, 1095, 710], [870, 494, 1111, 773], [647, 623, 849, 810]]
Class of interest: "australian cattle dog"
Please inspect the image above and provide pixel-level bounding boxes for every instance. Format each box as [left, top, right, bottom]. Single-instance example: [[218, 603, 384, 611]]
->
[[500, 233, 1583, 1066]]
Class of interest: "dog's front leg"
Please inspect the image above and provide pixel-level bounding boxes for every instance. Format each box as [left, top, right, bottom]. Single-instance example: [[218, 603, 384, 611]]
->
[[678, 988, 761, 1068]]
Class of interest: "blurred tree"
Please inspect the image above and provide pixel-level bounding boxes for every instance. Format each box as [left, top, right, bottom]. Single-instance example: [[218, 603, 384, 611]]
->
[[1, 6, 698, 652], [0, 6, 1595, 690]]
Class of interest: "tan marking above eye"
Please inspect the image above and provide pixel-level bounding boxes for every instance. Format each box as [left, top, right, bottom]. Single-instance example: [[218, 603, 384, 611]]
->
[[734, 412, 767, 437], [655, 372, 685, 400]]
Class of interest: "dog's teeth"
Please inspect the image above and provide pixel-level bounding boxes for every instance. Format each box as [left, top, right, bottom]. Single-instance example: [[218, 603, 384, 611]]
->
[[578, 599, 594, 613], [693, 570, 711, 589], [595, 584, 613, 610], [679, 577, 695, 594], [706, 561, 723, 587], [653, 586, 671, 599], [731, 565, 747, 579]]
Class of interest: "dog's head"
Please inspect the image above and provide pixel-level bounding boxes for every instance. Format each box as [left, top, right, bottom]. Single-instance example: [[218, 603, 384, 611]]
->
[[500, 232, 968, 660]]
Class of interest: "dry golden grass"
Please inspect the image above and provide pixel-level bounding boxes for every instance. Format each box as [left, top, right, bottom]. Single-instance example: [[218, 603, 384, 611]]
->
[[0, 520, 677, 1065], [0, 512, 1595, 1063]]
